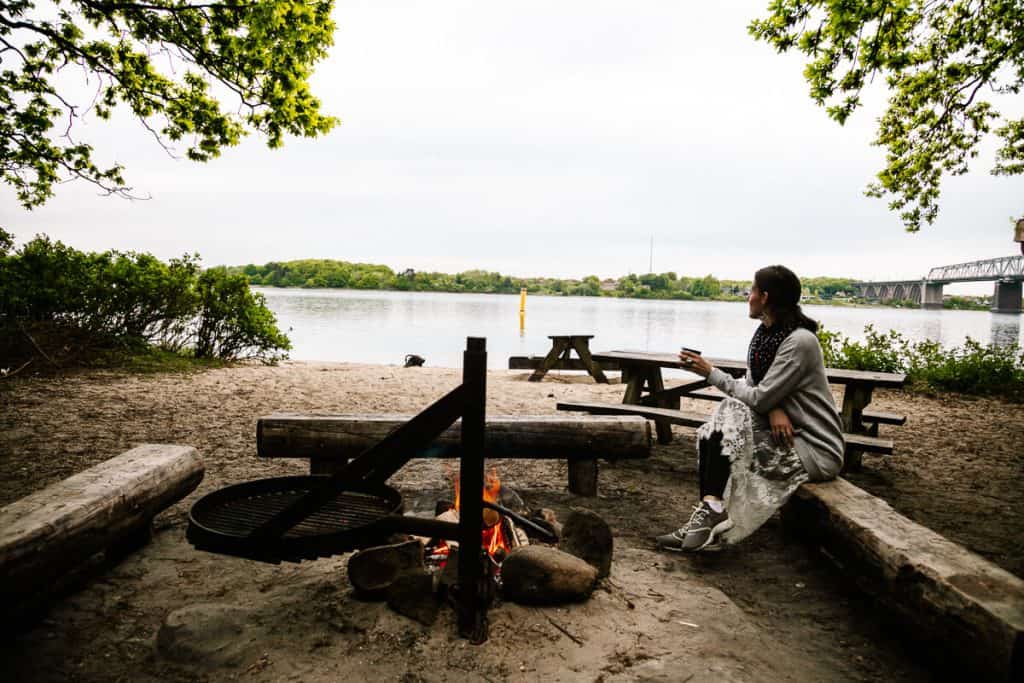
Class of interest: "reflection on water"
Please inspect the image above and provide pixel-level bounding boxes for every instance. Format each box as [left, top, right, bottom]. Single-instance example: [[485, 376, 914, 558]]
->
[[990, 314, 1021, 347], [256, 288, 1024, 368]]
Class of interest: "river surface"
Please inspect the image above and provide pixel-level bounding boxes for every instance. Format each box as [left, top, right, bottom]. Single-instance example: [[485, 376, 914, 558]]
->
[[255, 288, 1023, 369]]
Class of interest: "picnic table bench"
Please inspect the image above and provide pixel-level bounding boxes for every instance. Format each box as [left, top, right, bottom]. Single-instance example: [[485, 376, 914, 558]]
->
[[558, 350, 907, 469]]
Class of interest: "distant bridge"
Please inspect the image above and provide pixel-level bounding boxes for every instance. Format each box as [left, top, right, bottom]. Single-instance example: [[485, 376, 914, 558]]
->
[[852, 255, 1024, 313]]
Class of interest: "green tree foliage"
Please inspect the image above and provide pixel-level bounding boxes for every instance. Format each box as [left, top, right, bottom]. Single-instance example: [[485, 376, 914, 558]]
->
[[801, 276, 855, 299], [750, 1, 1024, 231], [0, 236, 290, 366], [0, 0, 337, 208], [231, 260, 872, 306], [688, 274, 722, 298]]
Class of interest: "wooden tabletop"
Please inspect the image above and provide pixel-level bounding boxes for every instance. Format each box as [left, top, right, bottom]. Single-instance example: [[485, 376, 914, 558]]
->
[[591, 350, 906, 388]]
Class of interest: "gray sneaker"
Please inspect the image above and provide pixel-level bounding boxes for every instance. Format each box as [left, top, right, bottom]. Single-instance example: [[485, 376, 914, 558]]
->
[[656, 501, 732, 552]]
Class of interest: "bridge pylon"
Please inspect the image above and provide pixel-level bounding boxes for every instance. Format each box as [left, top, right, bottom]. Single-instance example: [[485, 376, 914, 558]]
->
[[922, 282, 944, 309], [992, 280, 1023, 314]]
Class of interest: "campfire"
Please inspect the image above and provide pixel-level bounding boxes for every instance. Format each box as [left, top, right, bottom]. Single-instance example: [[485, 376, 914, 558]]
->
[[189, 336, 609, 644], [425, 469, 531, 574], [345, 465, 613, 638]]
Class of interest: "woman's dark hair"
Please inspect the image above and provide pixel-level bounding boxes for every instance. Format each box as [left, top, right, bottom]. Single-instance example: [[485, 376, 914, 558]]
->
[[753, 265, 818, 332]]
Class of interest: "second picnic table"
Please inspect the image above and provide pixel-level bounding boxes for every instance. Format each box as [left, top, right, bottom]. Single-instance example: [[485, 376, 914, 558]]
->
[[564, 350, 907, 468], [528, 334, 609, 384]]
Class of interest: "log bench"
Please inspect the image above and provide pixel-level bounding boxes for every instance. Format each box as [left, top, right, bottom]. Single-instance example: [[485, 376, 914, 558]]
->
[[783, 478, 1023, 682], [0, 444, 205, 620], [555, 401, 895, 457], [257, 413, 652, 497]]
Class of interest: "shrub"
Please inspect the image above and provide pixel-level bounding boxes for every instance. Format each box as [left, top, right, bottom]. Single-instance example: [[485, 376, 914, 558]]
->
[[818, 325, 1024, 401], [193, 268, 291, 361], [0, 237, 290, 369]]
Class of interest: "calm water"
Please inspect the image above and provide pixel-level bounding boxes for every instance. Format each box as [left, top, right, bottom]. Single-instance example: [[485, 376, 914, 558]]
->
[[256, 288, 1024, 369]]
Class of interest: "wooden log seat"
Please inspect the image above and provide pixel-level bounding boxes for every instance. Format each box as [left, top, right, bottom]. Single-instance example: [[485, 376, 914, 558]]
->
[[257, 413, 652, 497], [783, 478, 1023, 682], [0, 444, 204, 619], [555, 401, 895, 456]]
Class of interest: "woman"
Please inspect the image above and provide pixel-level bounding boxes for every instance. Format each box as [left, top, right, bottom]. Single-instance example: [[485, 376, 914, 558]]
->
[[656, 265, 844, 552]]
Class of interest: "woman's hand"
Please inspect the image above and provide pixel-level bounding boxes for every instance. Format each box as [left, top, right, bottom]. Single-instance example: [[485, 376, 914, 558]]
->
[[768, 407, 795, 447], [678, 350, 713, 378]]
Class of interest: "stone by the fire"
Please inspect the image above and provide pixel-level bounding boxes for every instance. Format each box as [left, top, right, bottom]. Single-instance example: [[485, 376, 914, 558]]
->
[[500, 546, 598, 605], [559, 508, 613, 579], [386, 570, 440, 626], [347, 539, 424, 597]]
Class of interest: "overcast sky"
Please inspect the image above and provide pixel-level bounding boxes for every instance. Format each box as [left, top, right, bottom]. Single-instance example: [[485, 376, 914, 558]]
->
[[3, 1, 1021, 288]]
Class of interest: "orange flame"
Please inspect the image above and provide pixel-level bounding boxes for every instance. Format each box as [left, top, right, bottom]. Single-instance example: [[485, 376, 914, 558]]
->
[[446, 467, 513, 562], [453, 467, 502, 510]]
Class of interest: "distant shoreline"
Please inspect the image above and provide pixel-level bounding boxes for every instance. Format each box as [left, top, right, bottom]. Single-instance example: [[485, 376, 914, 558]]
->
[[230, 260, 990, 311], [249, 284, 989, 312]]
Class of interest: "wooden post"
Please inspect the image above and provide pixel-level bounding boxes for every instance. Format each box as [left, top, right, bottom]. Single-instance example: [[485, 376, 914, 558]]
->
[[457, 337, 488, 643], [528, 337, 569, 382], [571, 336, 609, 384], [839, 384, 873, 472], [621, 369, 645, 404], [568, 458, 598, 497], [646, 368, 674, 444]]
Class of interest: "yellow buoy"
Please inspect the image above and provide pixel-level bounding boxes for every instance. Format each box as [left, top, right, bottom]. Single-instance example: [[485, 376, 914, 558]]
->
[[519, 288, 527, 331]]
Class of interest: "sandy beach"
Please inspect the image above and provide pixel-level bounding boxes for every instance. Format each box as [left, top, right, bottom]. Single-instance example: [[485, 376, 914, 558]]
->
[[1, 361, 1021, 681]]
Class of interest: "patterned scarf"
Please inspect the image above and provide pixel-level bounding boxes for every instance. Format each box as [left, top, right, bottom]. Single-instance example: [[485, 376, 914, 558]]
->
[[747, 321, 798, 385]]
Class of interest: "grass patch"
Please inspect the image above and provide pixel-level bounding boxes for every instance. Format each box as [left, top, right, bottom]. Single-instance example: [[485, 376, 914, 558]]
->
[[96, 347, 235, 374]]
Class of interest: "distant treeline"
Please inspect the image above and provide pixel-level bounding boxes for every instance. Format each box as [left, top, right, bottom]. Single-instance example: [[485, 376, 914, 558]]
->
[[227, 259, 858, 302]]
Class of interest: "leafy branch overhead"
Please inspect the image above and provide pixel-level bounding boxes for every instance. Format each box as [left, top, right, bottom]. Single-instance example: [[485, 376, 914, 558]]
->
[[0, 0, 338, 208], [750, 0, 1024, 231]]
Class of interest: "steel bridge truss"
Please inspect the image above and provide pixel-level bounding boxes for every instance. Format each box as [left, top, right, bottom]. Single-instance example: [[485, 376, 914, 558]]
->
[[926, 256, 1024, 283], [855, 281, 923, 301]]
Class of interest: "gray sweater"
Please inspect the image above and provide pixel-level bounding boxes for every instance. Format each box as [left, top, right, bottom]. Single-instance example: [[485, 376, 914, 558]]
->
[[706, 327, 845, 481]]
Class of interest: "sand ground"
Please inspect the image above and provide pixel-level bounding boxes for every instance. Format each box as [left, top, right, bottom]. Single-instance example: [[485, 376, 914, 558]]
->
[[1, 362, 1021, 682]]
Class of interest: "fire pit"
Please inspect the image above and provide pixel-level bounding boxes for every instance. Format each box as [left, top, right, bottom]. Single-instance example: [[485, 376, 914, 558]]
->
[[187, 337, 494, 642]]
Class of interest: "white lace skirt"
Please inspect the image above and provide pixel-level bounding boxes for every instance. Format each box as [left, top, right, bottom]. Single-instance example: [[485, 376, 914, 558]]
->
[[696, 398, 809, 545]]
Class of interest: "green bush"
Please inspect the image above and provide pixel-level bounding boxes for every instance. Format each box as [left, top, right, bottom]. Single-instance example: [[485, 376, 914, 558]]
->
[[818, 325, 1024, 401], [193, 268, 291, 361], [0, 236, 290, 368]]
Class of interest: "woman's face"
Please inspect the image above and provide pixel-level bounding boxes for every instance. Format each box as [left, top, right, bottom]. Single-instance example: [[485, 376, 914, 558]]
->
[[748, 282, 768, 320]]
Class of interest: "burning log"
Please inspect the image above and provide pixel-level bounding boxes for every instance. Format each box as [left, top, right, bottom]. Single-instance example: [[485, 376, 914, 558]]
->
[[530, 508, 563, 541]]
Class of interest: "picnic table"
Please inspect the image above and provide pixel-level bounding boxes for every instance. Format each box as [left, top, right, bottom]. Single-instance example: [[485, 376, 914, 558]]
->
[[527, 335, 609, 384], [559, 350, 907, 469]]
